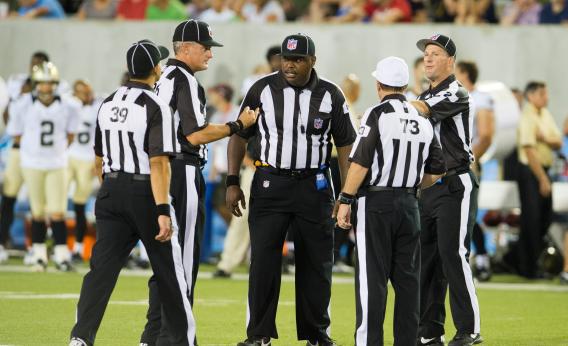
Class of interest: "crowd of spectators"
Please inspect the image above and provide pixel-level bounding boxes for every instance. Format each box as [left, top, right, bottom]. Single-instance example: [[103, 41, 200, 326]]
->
[[1, 0, 567, 24]]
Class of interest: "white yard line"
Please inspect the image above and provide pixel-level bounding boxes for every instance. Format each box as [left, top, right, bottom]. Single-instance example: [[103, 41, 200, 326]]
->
[[1, 265, 568, 292]]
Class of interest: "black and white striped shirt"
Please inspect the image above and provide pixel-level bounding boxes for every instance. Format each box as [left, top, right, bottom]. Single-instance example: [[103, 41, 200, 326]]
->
[[154, 59, 207, 161], [237, 70, 356, 169], [349, 94, 446, 188], [418, 75, 474, 171], [94, 81, 176, 175]]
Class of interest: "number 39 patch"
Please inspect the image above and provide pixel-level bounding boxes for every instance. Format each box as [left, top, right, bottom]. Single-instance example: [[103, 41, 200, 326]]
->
[[358, 125, 371, 137]]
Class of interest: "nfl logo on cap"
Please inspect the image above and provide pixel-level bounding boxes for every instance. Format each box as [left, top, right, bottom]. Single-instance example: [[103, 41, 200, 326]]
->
[[287, 39, 298, 50], [430, 34, 440, 40]]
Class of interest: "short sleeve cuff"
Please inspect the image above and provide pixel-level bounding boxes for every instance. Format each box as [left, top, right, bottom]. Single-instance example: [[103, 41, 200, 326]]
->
[[148, 151, 176, 158], [334, 134, 356, 148], [348, 157, 372, 169], [182, 121, 209, 137]]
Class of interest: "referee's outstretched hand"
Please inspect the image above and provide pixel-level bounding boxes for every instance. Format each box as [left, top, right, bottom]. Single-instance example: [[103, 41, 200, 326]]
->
[[226, 185, 246, 217], [155, 215, 173, 242], [238, 107, 260, 129]]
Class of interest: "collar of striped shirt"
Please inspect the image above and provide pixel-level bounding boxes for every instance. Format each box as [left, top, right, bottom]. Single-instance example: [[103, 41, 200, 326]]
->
[[425, 74, 456, 95], [381, 94, 407, 102], [273, 69, 320, 91], [124, 81, 153, 91], [166, 58, 195, 76]]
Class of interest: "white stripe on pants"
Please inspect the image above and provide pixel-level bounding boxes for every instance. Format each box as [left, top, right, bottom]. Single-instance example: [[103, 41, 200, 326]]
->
[[355, 197, 368, 345], [184, 165, 199, 344], [169, 202, 196, 344], [458, 174, 481, 333]]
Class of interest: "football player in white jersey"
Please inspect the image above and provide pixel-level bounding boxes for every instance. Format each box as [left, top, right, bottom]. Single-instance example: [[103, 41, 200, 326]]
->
[[67, 80, 100, 262], [0, 52, 50, 263], [6, 62, 80, 271]]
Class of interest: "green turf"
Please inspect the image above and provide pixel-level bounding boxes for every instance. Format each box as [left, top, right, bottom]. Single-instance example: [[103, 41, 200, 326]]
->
[[1, 268, 568, 346]]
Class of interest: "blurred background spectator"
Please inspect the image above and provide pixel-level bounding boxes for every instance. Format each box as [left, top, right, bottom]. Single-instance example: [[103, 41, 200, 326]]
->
[[455, 0, 498, 24], [2, 0, 568, 23], [145, 0, 186, 20], [364, 0, 412, 23], [115, 0, 148, 19], [238, 0, 285, 22], [186, 0, 207, 18], [15, 0, 65, 18], [500, 0, 542, 25], [199, 0, 238, 22], [76, 0, 117, 19], [429, 0, 457, 22], [539, 0, 568, 24]]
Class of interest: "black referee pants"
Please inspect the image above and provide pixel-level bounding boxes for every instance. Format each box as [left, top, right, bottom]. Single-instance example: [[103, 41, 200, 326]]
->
[[246, 168, 334, 341], [70, 173, 192, 346], [419, 171, 480, 338], [354, 190, 420, 346], [142, 159, 206, 346]]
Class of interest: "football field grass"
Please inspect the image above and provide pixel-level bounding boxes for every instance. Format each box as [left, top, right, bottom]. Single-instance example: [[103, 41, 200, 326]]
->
[[1, 265, 568, 346]]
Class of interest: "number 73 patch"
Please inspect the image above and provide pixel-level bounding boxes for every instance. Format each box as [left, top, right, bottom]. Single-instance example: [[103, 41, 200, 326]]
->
[[358, 125, 371, 137]]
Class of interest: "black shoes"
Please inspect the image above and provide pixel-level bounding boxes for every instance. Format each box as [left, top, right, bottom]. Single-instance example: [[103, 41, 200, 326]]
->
[[213, 269, 232, 278], [306, 337, 337, 346], [417, 335, 445, 345], [448, 333, 483, 346], [237, 337, 271, 346]]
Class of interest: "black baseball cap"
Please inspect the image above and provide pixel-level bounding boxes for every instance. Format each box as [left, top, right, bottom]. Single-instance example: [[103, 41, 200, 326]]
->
[[281, 34, 315, 58], [416, 34, 457, 57], [172, 20, 223, 47], [127, 39, 169, 77]]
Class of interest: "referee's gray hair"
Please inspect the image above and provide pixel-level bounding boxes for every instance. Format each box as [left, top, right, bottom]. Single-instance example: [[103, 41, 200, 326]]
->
[[173, 41, 185, 55]]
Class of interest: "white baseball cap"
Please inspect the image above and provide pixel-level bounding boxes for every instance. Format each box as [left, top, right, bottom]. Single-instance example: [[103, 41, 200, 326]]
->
[[371, 56, 409, 87]]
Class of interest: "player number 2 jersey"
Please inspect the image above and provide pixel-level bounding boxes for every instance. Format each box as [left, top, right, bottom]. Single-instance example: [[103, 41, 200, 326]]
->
[[7, 94, 80, 170]]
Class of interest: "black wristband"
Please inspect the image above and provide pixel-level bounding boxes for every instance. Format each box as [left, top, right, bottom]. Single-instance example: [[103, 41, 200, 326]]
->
[[236, 119, 244, 130], [226, 175, 240, 187], [338, 192, 355, 205], [226, 120, 243, 136], [156, 204, 170, 217]]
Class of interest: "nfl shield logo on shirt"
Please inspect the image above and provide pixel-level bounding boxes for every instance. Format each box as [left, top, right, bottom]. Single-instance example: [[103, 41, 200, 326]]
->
[[263, 180, 270, 188], [287, 39, 298, 50], [314, 118, 323, 129]]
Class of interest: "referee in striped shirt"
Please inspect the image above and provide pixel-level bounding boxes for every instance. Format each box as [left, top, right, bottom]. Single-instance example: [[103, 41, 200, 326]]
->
[[411, 35, 483, 346], [141, 20, 258, 346], [227, 34, 356, 346], [336, 56, 446, 346], [69, 40, 193, 346]]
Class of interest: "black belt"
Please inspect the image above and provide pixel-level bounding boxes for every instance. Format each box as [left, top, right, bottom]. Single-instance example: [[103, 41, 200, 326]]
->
[[104, 172, 150, 181], [173, 153, 205, 167], [258, 166, 322, 179], [366, 186, 418, 195], [445, 166, 470, 178]]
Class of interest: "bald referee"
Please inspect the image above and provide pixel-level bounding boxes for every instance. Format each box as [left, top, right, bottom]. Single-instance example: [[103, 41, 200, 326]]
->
[[411, 35, 483, 346], [336, 56, 446, 346], [69, 40, 193, 346]]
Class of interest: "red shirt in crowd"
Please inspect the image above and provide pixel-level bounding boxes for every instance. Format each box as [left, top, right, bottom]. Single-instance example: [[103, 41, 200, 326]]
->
[[116, 0, 149, 19], [363, 0, 412, 22]]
